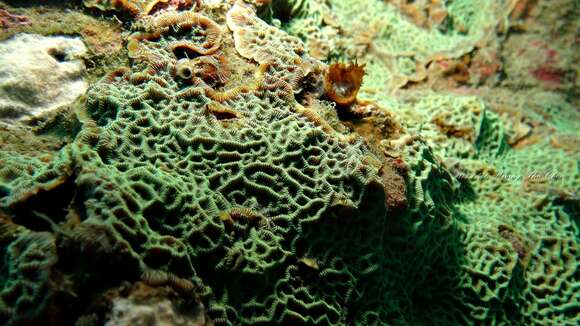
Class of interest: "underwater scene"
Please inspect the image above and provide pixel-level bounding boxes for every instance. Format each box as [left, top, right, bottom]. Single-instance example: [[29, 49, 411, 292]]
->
[[0, 0, 578, 325]]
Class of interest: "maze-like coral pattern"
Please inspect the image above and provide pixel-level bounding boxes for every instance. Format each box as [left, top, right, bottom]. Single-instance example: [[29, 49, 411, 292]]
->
[[1, 1, 578, 325], [61, 5, 385, 325], [521, 238, 579, 325], [0, 229, 57, 325]]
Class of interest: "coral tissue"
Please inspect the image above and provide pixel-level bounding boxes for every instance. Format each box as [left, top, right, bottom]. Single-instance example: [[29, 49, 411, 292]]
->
[[323, 62, 365, 107]]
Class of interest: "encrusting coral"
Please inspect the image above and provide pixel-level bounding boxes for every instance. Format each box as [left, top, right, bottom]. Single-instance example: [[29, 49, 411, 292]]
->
[[1, 1, 393, 324], [0, 226, 58, 325], [127, 10, 222, 58]]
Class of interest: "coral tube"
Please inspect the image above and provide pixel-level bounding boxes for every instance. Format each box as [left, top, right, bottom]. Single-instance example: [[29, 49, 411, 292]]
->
[[323, 62, 365, 107]]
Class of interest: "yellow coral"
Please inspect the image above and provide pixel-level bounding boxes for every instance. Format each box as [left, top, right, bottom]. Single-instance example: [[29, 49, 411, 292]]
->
[[127, 11, 222, 59], [84, 0, 194, 17]]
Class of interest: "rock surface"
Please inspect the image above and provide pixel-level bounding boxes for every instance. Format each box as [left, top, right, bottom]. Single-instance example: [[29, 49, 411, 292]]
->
[[0, 34, 87, 122]]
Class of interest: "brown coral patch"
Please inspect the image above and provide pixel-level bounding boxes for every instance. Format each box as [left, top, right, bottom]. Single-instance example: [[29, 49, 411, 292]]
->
[[510, 0, 538, 21], [128, 12, 222, 59], [131, 0, 169, 16], [203, 85, 251, 103], [199, 61, 268, 103], [498, 224, 531, 266], [157, 12, 222, 55], [346, 101, 403, 145], [293, 105, 337, 136], [102, 0, 169, 17], [141, 269, 195, 294], [323, 62, 365, 107], [226, 2, 305, 63], [86, 0, 194, 17], [380, 161, 408, 212], [432, 112, 474, 141], [219, 207, 269, 232], [549, 134, 580, 153], [127, 31, 162, 58], [191, 54, 229, 86], [205, 102, 241, 121], [386, 0, 448, 29]]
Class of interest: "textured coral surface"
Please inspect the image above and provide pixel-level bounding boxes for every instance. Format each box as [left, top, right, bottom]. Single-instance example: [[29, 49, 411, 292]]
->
[[0, 0, 578, 325]]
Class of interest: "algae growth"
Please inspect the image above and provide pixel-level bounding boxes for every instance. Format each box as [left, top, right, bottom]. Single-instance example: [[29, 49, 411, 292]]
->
[[0, 0, 578, 325]]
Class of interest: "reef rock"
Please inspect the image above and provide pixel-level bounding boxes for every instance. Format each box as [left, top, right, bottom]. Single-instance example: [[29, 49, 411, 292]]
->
[[0, 34, 87, 123], [105, 298, 207, 326]]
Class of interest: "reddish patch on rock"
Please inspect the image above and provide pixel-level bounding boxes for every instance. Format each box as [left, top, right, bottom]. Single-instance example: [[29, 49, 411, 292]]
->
[[0, 9, 30, 29], [545, 48, 558, 61], [531, 66, 565, 84], [470, 50, 501, 83]]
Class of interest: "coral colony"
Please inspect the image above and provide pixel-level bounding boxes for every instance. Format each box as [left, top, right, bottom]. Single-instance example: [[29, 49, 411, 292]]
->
[[0, 1, 578, 325]]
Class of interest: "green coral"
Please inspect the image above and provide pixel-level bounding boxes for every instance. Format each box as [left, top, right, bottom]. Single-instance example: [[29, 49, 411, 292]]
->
[[79, 62, 386, 322], [277, 0, 513, 87], [450, 130, 579, 325], [520, 238, 579, 325], [389, 93, 507, 159], [0, 147, 74, 206], [0, 1, 578, 325], [2, 5, 390, 325], [0, 229, 57, 325]]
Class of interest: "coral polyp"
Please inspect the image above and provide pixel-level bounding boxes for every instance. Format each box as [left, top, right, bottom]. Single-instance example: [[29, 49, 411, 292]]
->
[[323, 62, 365, 107]]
